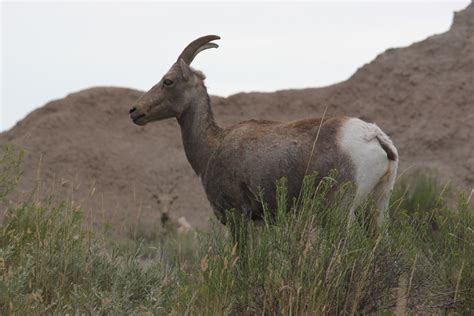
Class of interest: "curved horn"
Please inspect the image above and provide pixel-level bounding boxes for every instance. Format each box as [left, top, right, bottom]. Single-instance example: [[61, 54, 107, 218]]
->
[[177, 35, 220, 65]]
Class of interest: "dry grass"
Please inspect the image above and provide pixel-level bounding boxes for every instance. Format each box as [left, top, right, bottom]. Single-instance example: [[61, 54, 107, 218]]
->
[[1, 146, 473, 314]]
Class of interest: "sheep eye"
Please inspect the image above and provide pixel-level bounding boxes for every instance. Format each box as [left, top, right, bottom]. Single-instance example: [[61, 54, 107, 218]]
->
[[163, 79, 174, 86]]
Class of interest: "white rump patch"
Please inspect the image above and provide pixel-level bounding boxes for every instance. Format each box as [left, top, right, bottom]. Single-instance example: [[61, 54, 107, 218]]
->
[[339, 118, 398, 225]]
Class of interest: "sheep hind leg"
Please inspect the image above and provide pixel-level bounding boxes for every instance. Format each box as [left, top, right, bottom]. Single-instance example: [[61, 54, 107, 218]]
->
[[347, 160, 393, 229], [347, 190, 365, 228], [372, 160, 398, 227], [347, 180, 389, 230]]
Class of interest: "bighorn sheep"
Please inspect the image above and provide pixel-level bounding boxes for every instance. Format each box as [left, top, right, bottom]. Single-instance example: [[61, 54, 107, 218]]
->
[[130, 35, 398, 232], [153, 192, 192, 233]]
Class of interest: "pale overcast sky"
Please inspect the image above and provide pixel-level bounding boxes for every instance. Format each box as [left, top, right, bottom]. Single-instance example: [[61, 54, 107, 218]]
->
[[1, 1, 470, 132]]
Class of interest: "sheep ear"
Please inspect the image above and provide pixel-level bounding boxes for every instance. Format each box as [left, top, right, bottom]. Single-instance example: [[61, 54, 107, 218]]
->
[[179, 58, 193, 81]]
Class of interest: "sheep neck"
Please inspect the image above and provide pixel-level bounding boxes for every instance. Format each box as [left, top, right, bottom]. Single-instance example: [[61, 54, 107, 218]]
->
[[177, 94, 221, 177]]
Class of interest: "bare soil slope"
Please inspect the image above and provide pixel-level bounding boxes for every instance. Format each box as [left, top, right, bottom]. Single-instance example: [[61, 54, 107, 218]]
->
[[1, 4, 473, 229]]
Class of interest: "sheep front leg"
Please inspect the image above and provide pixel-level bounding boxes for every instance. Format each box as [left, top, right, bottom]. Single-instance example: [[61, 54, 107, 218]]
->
[[226, 209, 250, 255]]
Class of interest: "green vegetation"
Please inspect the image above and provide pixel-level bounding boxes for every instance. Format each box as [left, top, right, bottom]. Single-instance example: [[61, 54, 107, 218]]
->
[[1, 146, 473, 314]]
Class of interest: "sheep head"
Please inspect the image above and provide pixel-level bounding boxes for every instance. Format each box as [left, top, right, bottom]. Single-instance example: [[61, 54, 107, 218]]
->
[[130, 35, 220, 125]]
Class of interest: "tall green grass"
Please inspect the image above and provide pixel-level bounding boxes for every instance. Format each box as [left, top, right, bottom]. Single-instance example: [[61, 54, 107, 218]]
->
[[0, 146, 473, 314], [0, 145, 22, 201]]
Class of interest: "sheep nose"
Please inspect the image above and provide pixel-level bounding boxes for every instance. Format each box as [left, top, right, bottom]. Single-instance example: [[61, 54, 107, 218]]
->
[[129, 106, 137, 114]]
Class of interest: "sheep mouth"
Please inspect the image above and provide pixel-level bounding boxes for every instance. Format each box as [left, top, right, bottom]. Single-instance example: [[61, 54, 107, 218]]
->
[[132, 114, 147, 125]]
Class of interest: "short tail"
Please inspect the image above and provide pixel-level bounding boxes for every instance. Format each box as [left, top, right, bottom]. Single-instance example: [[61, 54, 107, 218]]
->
[[363, 123, 398, 161], [376, 133, 398, 161]]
